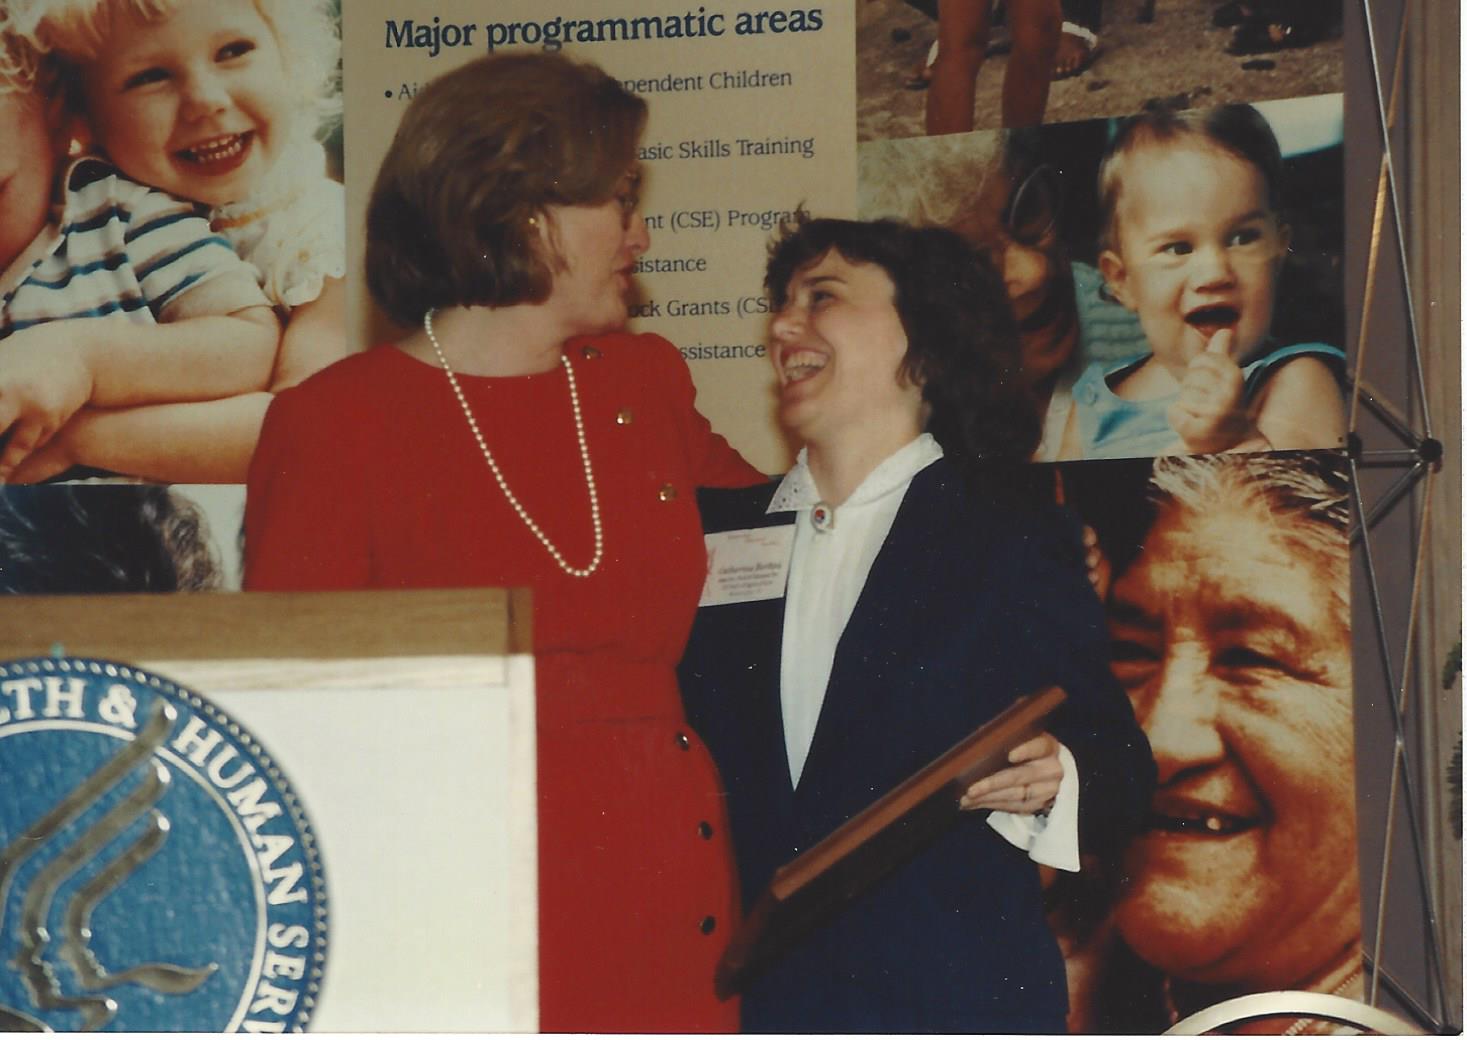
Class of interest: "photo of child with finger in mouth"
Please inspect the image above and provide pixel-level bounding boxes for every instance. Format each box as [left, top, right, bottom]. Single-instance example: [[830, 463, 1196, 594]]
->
[[1056, 101, 1347, 461]]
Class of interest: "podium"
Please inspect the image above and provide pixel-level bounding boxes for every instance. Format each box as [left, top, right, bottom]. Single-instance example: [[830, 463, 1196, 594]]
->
[[0, 589, 539, 1032]]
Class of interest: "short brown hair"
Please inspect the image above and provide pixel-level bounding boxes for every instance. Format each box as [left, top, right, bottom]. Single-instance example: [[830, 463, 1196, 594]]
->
[[365, 51, 646, 326]]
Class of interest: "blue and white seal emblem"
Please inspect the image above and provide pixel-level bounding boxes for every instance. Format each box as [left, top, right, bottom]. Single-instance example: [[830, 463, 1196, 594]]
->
[[0, 657, 327, 1031]]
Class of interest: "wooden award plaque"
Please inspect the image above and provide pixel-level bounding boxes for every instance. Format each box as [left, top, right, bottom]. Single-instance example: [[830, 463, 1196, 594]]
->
[[714, 685, 1067, 999]]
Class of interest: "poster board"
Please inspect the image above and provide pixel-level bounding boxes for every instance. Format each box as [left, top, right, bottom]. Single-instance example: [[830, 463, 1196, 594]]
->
[[0, 0, 1409, 1030]]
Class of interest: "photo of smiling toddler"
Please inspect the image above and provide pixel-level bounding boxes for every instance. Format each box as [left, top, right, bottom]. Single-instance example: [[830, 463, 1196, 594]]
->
[[0, 29, 282, 484], [1056, 102, 1348, 460], [6, 0, 349, 405]]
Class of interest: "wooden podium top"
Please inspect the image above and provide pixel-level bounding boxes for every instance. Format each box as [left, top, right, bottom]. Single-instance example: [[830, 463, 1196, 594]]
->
[[0, 587, 533, 690]]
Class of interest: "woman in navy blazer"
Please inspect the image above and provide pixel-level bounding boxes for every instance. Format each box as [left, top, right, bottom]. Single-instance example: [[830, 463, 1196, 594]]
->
[[679, 218, 1154, 1032]]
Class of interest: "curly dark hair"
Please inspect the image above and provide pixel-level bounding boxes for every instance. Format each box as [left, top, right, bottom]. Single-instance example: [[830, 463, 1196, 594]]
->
[[765, 216, 1041, 469], [0, 486, 221, 594]]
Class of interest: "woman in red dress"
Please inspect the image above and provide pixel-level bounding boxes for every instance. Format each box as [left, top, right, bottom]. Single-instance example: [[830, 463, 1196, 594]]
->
[[244, 52, 764, 1031]]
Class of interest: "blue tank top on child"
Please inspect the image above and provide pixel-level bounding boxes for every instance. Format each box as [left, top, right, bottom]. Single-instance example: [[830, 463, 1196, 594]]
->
[[1069, 341, 1347, 460]]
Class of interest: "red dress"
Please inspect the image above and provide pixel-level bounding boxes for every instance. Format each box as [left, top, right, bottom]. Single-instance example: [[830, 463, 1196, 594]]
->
[[245, 333, 765, 1031]]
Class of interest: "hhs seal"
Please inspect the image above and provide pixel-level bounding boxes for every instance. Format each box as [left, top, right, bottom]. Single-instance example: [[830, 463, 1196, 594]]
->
[[0, 658, 327, 1031]]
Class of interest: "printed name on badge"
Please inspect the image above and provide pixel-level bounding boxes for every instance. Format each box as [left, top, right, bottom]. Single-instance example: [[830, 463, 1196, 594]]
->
[[700, 526, 796, 606]]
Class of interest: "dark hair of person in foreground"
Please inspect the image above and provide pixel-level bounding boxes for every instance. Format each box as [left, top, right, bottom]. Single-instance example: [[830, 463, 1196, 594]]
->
[[0, 486, 221, 594]]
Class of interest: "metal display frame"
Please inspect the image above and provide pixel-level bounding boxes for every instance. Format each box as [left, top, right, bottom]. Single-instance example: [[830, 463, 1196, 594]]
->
[[1343, 0, 1458, 1031]]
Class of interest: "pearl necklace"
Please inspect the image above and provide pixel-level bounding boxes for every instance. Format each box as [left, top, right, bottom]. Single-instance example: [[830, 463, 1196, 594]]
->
[[423, 308, 604, 578]]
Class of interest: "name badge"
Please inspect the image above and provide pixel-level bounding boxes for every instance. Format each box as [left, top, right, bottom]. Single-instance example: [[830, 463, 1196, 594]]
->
[[699, 526, 795, 607]]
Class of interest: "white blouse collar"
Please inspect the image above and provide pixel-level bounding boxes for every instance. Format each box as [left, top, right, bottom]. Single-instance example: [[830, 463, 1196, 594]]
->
[[767, 433, 944, 515]]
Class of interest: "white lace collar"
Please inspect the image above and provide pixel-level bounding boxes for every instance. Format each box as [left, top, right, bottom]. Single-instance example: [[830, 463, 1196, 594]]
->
[[767, 433, 943, 514]]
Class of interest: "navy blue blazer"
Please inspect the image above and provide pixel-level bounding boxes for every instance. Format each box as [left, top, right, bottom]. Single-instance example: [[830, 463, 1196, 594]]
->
[[679, 459, 1154, 1033]]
